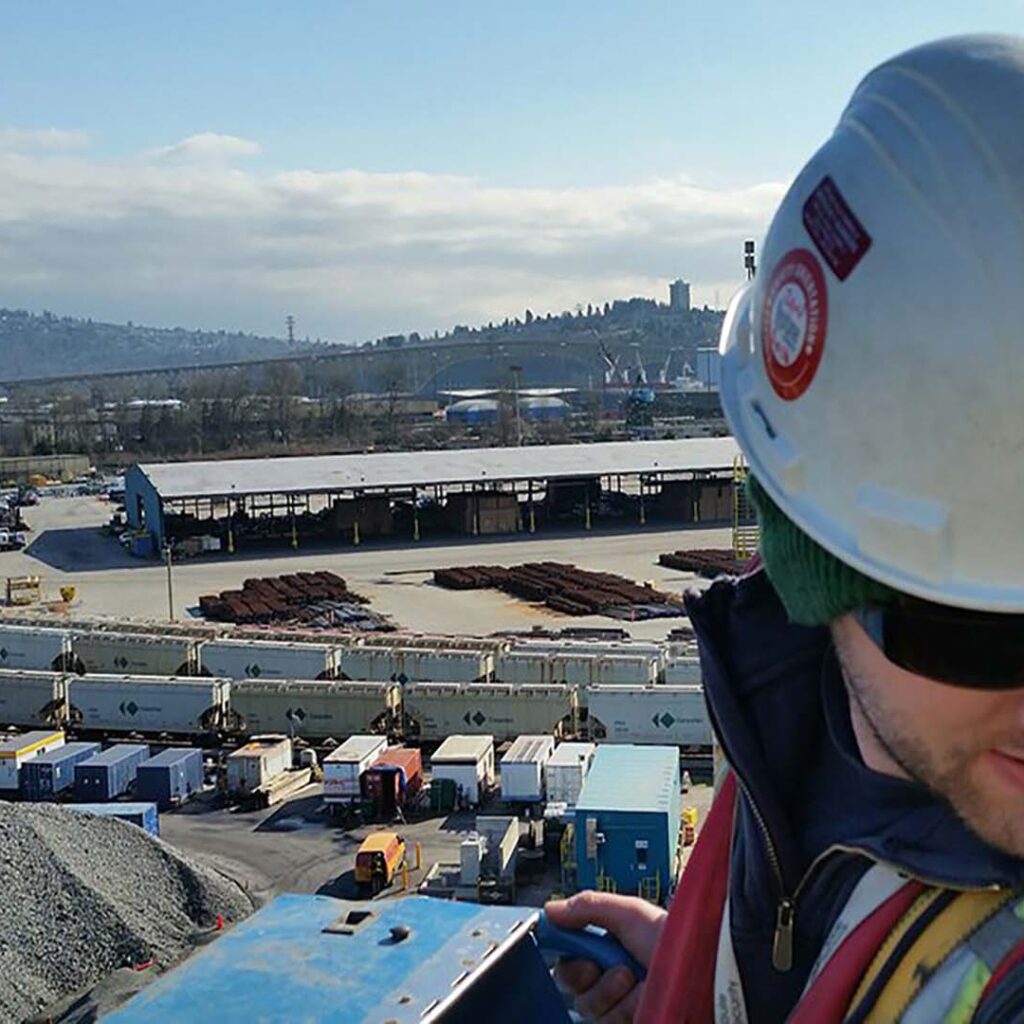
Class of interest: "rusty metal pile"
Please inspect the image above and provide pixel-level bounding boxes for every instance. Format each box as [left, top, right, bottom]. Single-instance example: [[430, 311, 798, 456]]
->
[[198, 571, 388, 630], [658, 548, 748, 579], [433, 562, 686, 620]]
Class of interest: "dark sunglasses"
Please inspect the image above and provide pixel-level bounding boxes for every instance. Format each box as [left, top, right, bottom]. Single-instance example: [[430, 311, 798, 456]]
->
[[854, 602, 1024, 690]]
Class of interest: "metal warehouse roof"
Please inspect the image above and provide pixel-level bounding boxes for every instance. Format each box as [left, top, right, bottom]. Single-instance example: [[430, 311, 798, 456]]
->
[[576, 744, 678, 815], [131, 437, 740, 499]]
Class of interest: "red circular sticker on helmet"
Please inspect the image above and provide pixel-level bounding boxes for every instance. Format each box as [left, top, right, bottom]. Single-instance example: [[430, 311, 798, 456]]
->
[[762, 248, 828, 401]]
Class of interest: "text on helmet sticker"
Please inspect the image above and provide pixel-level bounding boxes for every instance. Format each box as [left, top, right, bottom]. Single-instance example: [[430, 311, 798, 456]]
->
[[762, 248, 828, 401], [802, 176, 872, 281]]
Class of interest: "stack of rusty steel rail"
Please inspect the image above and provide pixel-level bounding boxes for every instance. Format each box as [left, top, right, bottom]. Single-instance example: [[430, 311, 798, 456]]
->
[[434, 562, 686, 620], [658, 549, 749, 579], [198, 571, 384, 628]]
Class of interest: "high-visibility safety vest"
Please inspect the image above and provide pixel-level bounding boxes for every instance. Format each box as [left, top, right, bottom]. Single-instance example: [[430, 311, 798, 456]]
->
[[637, 775, 1024, 1023]]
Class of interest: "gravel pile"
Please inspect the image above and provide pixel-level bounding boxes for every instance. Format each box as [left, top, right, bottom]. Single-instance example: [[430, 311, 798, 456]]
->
[[0, 801, 255, 1023]]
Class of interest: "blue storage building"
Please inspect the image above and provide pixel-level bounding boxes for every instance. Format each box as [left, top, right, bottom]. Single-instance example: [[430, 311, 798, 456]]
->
[[74, 743, 150, 802], [68, 802, 160, 837], [136, 748, 203, 809], [21, 742, 101, 801], [573, 744, 680, 906]]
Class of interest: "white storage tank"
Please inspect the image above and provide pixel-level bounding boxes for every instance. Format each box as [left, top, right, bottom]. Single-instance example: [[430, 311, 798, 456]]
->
[[587, 684, 711, 747], [545, 742, 596, 806], [403, 683, 578, 742], [72, 632, 200, 677], [67, 674, 231, 735], [0, 670, 67, 728], [0, 729, 66, 790], [230, 679, 399, 739], [431, 734, 495, 806], [323, 735, 388, 804], [0, 625, 72, 672], [200, 639, 341, 681], [500, 734, 556, 803], [663, 656, 702, 685], [227, 735, 292, 796]]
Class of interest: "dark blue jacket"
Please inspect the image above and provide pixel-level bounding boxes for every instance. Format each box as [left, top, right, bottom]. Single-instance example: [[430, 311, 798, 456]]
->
[[686, 569, 1024, 1023]]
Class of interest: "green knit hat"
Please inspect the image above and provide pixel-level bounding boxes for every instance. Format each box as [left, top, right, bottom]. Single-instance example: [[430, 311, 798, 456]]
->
[[748, 475, 898, 626]]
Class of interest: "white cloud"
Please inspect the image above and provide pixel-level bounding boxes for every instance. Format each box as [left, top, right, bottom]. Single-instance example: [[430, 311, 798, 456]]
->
[[0, 134, 784, 339], [149, 132, 262, 163], [0, 128, 89, 152]]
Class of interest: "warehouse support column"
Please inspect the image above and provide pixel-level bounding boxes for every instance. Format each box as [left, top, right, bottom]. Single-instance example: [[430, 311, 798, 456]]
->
[[353, 519, 361, 546], [412, 487, 420, 541], [527, 480, 536, 534], [584, 499, 592, 531], [639, 477, 646, 526]]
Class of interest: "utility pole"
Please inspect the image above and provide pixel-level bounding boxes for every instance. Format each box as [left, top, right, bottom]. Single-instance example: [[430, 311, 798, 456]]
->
[[510, 364, 523, 447], [163, 543, 176, 621], [286, 315, 296, 345]]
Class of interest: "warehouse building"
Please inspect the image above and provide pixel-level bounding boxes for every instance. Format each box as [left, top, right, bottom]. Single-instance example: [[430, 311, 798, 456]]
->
[[123, 437, 740, 554]]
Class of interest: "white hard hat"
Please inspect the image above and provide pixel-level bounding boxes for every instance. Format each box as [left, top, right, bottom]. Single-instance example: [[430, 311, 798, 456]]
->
[[720, 35, 1024, 612]]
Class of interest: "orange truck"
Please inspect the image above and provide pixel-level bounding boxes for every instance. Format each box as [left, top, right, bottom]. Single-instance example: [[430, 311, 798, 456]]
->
[[354, 832, 407, 894]]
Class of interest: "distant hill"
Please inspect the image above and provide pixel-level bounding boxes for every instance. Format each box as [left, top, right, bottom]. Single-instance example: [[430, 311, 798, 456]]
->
[[0, 308, 325, 381]]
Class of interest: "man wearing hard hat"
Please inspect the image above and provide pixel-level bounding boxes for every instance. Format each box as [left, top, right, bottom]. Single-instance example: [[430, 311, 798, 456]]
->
[[547, 34, 1024, 1023]]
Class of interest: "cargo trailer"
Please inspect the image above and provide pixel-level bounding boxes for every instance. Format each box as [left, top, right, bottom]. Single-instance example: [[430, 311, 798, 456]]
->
[[0, 669, 68, 728], [199, 639, 340, 680], [230, 679, 398, 739], [136, 747, 203, 809], [21, 741, 101, 800], [574, 745, 680, 906], [545, 742, 595, 807], [227, 735, 292, 796], [0, 625, 73, 671], [68, 801, 160, 837], [71, 632, 200, 676], [431, 735, 495, 806], [586, 684, 710, 747], [361, 746, 424, 818], [323, 735, 388, 804], [67, 674, 231, 735], [73, 743, 150, 801], [403, 683, 578, 742], [500, 735, 555, 803], [0, 729, 65, 790]]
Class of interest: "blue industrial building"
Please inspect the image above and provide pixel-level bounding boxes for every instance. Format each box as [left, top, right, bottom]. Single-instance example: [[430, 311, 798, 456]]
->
[[574, 744, 680, 905]]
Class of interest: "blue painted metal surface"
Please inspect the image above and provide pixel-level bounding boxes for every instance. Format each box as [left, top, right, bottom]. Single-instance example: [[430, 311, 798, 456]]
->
[[20, 742, 101, 800], [107, 894, 572, 1023], [74, 743, 150, 802], [124, 464, 165, 551], [574, 744, 680, 904], [136, 747, 202, 809], [68, 802, 160, 837]]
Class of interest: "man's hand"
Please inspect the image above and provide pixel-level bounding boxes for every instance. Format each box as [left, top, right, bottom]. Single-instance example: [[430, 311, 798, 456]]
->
[[544, 891, 667, 1023]]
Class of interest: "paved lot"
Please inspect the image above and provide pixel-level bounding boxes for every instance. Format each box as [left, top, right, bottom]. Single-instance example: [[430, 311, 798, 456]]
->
[[3, 495, 732, 638]]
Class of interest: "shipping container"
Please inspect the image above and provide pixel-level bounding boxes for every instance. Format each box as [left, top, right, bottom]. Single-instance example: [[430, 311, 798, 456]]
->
[[74, 743, 150, 802], [0, 729, 65, 790], [431, 735, 495, 805], [586, 685, 710, 747], [227, 735, 292, 796], [0, 625, 73, 671], [323, 735, 388, 803], [403, 683, 578, 742], [72, 632, 200, 676], [67, 674, 231, 735], [199, 639, 340, 680], [67, 801, 160, 837], [663, 656, 702, 685], [0, 669, 68, 728], [21, 741, 101, 800], [136, 747, 204, 809], [500, 735, 555, 803], [361, 746, 424, 817], [231, 679, 398, 739], [545, 742, 595, 807], [574, 745, 681, 906]]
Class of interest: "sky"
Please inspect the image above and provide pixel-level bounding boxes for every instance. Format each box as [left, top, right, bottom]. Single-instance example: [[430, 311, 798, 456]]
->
[[3, 1, 1024, 343]]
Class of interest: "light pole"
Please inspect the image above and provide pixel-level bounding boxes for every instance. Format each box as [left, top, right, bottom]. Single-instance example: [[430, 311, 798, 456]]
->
[[163, 542, 176, 621], [510, 365, 523, 447]]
